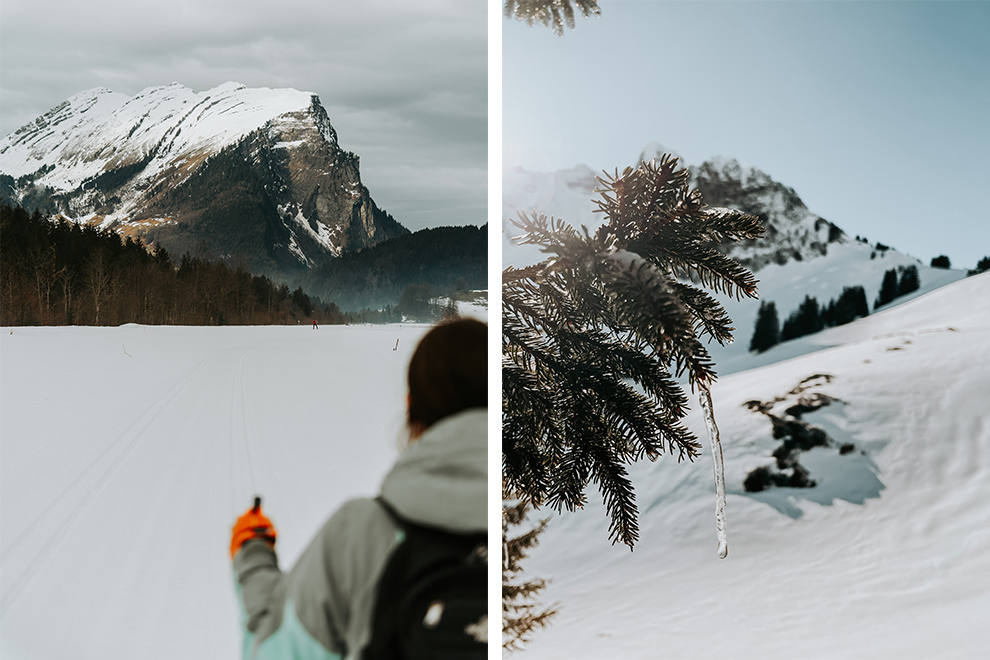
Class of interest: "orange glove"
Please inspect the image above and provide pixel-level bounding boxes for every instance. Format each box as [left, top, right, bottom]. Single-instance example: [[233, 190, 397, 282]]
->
[[230, 497, 277, 559]]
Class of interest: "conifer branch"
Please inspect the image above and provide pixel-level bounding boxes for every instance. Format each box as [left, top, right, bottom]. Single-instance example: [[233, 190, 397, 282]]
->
[[502, 498, 558, 650], [502, 154, 764, 550], [504, 0, 601, 37], [670, 281, 735, 346], [586, 429, 639, 547]]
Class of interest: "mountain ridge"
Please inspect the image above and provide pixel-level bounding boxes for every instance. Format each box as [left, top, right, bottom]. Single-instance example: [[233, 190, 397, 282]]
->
[[503, 147, 847, 272], [502, 144, 970, 370], [1, 82, 408, 280]]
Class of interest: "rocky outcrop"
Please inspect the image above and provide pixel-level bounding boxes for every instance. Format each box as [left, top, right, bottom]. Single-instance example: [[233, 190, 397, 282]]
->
[[137, 100, 407, 277], [502, 147, 851, 273], [742, 374, 858, 493], [691, 157, 847, 271]]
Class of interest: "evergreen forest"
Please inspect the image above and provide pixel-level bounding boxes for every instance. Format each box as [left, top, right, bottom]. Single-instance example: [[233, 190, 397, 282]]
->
[[0, 204, 347, 327], [295, 224, 488, 312], [1, 205, 486, 327]]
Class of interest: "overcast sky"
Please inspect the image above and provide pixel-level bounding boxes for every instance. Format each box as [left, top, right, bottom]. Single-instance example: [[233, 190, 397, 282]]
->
[[0, 0, 487, 232], [504, 0, 990, 270]]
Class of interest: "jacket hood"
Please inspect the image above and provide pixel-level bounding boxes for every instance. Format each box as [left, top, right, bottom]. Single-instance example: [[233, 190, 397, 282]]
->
[[379, 408, 487, 533]]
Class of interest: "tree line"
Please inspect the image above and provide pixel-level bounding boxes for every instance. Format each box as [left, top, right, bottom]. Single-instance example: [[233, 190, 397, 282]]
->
[[295, 224, 487, 312], [749, 285, 871, 353], [0, 204, 350, 327], [749, 264, 935, 352], [874, 265, 919, 308]]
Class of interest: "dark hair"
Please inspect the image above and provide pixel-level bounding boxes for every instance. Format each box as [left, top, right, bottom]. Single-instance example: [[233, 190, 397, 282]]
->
[[407, 318, 487, 433]]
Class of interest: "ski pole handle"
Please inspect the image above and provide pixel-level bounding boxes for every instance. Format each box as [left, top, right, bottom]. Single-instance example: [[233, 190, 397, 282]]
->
[[231, 496, 276, 559]]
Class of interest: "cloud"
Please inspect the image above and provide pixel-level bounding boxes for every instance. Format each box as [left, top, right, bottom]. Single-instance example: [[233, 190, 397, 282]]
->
[[0, 0, 487, 231]]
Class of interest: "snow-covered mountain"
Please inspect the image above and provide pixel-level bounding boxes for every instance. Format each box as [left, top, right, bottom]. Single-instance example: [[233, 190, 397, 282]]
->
[[505, 143, 841, 270], [503, 145, 969, 372], [518, 270, 990, 659], [0, 83, 407, 279], [639, 141, 850, 271]]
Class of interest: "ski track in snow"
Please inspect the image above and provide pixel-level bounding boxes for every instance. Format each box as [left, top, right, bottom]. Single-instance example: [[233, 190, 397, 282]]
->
[[0, 324, 437, 659], [1, 349, 228, 617]]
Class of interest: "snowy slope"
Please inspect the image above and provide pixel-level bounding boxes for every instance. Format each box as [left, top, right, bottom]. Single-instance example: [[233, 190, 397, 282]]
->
[[710, 240, 967, 376], [447, 291, 490, 322], [518, 272, 990, 659], [502, 156, 969, 376], [0, 323, 439, 659], [0, 82, 325, 189]]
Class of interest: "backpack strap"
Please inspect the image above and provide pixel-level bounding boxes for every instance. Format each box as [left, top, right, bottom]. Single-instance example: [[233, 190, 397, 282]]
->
[[365, 496, 423, 660]]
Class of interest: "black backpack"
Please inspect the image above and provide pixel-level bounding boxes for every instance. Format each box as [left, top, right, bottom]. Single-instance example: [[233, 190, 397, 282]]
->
[[363, 497, 487, 660]]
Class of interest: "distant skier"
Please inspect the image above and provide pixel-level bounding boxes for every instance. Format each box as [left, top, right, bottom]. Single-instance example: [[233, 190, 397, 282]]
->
[[230, 318, 487, 659], [312, 319, 318, 330]]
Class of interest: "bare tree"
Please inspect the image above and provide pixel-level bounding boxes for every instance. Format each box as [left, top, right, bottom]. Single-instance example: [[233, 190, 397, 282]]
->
[[55, 265, 75, 324], [1, 251, 24, 325], [85, 249, 116, 325], [29, 244, 59, 324]]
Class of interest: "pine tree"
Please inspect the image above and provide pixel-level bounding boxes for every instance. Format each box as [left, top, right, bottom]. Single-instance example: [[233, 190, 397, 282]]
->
[[502, 498, 557, 651], [291, 287, 313, 317], [504, 0, 600, 36], [502, 156, 763, 548], [898, 264, 920, 296], [824, 286, 868, 328], [820, 299, 837, 328], [749, 300, 780, 353], [780, 295, 822, 341], [845, 285, 870, 320], [875, 268, 898, 308], [931, 255, 951, 269]]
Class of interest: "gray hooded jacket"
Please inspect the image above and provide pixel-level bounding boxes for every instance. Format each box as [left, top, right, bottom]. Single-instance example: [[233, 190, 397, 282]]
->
[[233, 408, 487, 659]]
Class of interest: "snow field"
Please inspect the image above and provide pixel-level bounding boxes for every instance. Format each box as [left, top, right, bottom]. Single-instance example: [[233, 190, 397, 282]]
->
[[708, 239, 970, 377], [1, 323, 434, 659], [520, 273, 990, 659]]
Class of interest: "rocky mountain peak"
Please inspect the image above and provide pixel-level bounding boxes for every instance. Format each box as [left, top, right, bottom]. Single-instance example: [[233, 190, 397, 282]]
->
[[1, 83, 408, 280], [502, 144, 851, 272], [689, 154, 847, 270]]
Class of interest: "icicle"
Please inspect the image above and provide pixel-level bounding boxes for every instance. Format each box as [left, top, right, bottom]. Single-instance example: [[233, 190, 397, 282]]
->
[[699, 387, 728, 559]]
